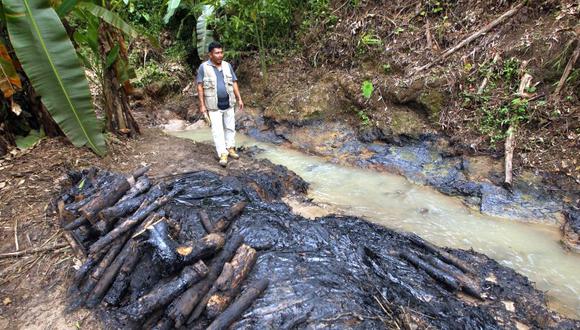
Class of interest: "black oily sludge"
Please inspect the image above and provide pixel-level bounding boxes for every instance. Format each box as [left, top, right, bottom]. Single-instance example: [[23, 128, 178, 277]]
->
[[63, 167, 578, 329]]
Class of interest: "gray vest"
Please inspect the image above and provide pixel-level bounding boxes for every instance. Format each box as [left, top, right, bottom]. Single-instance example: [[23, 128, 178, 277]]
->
[[202, 61, 236, 111]]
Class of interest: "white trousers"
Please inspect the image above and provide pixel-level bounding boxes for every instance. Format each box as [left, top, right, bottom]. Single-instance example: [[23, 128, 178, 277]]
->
[[208, 108, 235, 157]]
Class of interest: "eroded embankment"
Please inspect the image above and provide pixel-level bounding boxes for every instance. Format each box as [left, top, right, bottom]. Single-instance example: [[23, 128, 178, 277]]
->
[[236, 113, 580, 253], [58, 158, 578, 329]]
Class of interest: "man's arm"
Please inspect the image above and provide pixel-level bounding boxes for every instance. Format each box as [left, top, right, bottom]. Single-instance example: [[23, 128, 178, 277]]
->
[[233, 81, 244, 112], [197, 83, 206, 114]]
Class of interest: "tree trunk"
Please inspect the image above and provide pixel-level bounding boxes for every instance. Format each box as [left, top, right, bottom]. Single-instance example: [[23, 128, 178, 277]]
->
[[205, 244, 257, 319], [98, 20, 139, 137]]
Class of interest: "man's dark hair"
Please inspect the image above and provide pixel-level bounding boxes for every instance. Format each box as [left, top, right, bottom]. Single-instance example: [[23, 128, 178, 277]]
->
[[208, 41, 223, 53]]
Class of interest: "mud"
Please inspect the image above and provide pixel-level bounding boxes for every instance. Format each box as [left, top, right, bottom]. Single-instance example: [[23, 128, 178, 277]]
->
[[237, 116, 577, 229], [59, 165, 579, 329]]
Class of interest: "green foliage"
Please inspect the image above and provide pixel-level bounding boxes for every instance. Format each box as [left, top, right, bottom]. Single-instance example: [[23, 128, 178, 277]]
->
[[419, 0, 450, 17], [480, 97, 530, 144], [77, 2, 139, 39], [393, 27, 404, 35], [132, 61, 171, 88], [117, 0, 164, 35], [209, 0, 327, 54], [361, 80, 374, 99], [3, 0, 106, 155], [502, 57, 520, 82], [382, 63, 391, 74], [360, 32, 382, 46], [15, 129, 44, 149], [356, 109, 370, 126], [196, 3, 217, 59]]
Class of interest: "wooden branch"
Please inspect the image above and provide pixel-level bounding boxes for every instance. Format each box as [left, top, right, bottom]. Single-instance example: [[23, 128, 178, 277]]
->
[[79, 166, 150, 223], [88, 187, 180, 255], [121, 261, 209, 321], [199, 210, 214, 233], [171, 234, 244, 328], [553, 38, 580, 98], [63, 216, 88, 231], [423, 255, 482, 299], [85, 238, 134, 308], [414, 2, 524, 73], [205, 244, 257, 319], [95, 194, 147, 233], [405, 234, 475, 274], [504, 126, 516, 187], [211, 201, 247, 233], [63, 231, 87, 261], [206, 279, 269, 330], [401, 251, 460, 291], [71, 245, 110, 290], [0, 243, 67, 259], [117, 175, 151, 203], [79, 232, 131, 298], [102, 240, 143, 306], [152, 225, 225, 271]]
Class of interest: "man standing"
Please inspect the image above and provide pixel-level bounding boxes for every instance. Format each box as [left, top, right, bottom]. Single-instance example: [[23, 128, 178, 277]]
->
[[197, 41, 244, 167]]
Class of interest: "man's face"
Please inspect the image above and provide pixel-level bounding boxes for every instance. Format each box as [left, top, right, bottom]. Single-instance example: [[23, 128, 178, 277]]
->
[[209, 48, 224, 65]]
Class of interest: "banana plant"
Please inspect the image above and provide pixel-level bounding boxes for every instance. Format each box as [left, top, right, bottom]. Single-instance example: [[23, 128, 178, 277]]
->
[[163, 0, 225, 60], [2, 0, 106, 155]]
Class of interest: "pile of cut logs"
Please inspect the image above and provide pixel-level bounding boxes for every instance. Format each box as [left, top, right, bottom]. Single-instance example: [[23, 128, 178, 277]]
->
[[58, 166, 267, 329]]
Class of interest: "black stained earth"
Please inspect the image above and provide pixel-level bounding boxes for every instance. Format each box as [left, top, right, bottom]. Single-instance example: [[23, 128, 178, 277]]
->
[[60, 161, 580, 330]]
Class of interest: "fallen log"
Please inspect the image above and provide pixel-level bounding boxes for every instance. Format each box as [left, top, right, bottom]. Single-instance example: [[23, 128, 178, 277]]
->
[[401, 251, 460, 292], [405, 234, 475, 274], [171, 234, 244, 328], [148, 220, 225, 271], [88, 186, 180, 255], [87, 213, 162, 307], [121, 261, 209, 321], [80, 166, 150, 224], [118, 175, 151, 203], [63, 231, 87, 261], [71, 245, 110, 290], [102, 240, 143, 306], [423, 255, 482, 299], [95, 194, 147, 233], [63, 216, 88, 231], [206, 278, 269, 330], [205, 244, 257, 319], [79, 232, 131, 298], [211, 201, 247, 233], [85, 237, 134, 308], [199, 209, 214, 233]]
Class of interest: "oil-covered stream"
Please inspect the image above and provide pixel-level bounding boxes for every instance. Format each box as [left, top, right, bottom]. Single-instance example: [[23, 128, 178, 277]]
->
[[170, 128, 580, 319]]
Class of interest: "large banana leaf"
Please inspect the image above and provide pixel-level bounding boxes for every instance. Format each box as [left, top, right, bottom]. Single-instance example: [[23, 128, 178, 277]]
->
[[0, 39, 22, 98], [55, 0, 78, 17], [164, 0, 181, 24], [3, 0, 106, 155], [77, 2, 138, 39], [196, 4, 215, 59]]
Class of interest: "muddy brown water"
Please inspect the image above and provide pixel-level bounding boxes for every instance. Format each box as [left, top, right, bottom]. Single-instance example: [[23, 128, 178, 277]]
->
[[170, 128, 580, 319]]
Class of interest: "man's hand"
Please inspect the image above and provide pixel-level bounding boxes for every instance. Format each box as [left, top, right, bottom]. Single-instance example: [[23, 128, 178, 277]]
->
[[237, 99, 244, 112], [200, 105, 207, 114]]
